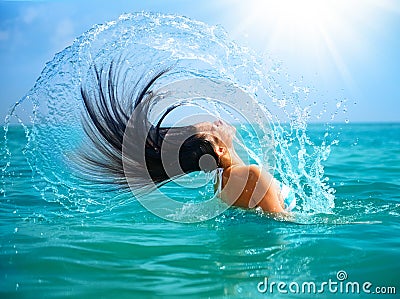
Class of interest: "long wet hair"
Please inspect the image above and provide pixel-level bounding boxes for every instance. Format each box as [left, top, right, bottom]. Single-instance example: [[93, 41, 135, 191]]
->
[[79, 61, 219, 192]]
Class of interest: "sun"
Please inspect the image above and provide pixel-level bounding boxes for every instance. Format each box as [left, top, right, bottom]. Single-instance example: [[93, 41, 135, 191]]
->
[[253, 0, 329, 36], [226, 0, 395, 87]]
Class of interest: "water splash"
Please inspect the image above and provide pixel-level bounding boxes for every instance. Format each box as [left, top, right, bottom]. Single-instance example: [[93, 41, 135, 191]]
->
[[2, 12, 339, 217]]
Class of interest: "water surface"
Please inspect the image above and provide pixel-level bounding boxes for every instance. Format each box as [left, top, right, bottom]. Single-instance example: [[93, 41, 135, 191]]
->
[[1, 123, 399, 298]]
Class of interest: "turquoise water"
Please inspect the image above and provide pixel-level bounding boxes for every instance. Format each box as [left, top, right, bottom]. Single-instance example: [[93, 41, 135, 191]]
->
[[1, 123, 399, 298], [1, 12, 399, 298]]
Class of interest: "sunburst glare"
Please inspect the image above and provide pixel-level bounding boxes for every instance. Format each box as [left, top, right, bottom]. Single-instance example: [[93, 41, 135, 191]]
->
[[226, 0, 398, 87]]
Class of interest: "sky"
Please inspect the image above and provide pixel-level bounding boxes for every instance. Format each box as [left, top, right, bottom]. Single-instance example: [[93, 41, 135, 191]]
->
[[0, 0, 399, 123]]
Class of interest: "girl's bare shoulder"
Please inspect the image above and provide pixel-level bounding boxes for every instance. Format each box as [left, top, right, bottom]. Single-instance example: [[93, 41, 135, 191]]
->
[[224, 164, 261, 179]]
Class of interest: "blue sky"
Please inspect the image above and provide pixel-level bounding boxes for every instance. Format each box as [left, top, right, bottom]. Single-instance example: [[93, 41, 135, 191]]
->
[[1, 0, 399, 123]]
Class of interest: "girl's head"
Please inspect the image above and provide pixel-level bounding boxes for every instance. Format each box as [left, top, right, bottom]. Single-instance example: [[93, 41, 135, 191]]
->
[[192, 120, 236, 168], [138, 119, 237, 186], [79, 63, 236, 191]]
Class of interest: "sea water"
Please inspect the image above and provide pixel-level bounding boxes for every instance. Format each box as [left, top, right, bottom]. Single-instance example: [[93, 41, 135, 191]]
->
[[1, 13, 399, 298], [1, 123, 399, 298]]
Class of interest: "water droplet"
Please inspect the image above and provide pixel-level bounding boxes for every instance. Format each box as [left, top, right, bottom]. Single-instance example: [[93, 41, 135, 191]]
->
[[278, 99, 286, 108]]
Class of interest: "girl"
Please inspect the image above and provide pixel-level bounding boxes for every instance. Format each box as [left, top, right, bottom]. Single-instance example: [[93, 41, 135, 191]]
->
[[79, 64, 295, 214]]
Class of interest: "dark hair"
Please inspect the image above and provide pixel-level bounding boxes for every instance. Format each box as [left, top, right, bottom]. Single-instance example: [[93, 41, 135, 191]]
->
[[78, 61, 219, 192]]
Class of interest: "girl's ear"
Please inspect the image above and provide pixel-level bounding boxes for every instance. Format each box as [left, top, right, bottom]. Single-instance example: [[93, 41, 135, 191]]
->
[[215, 146, 226, 157]]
